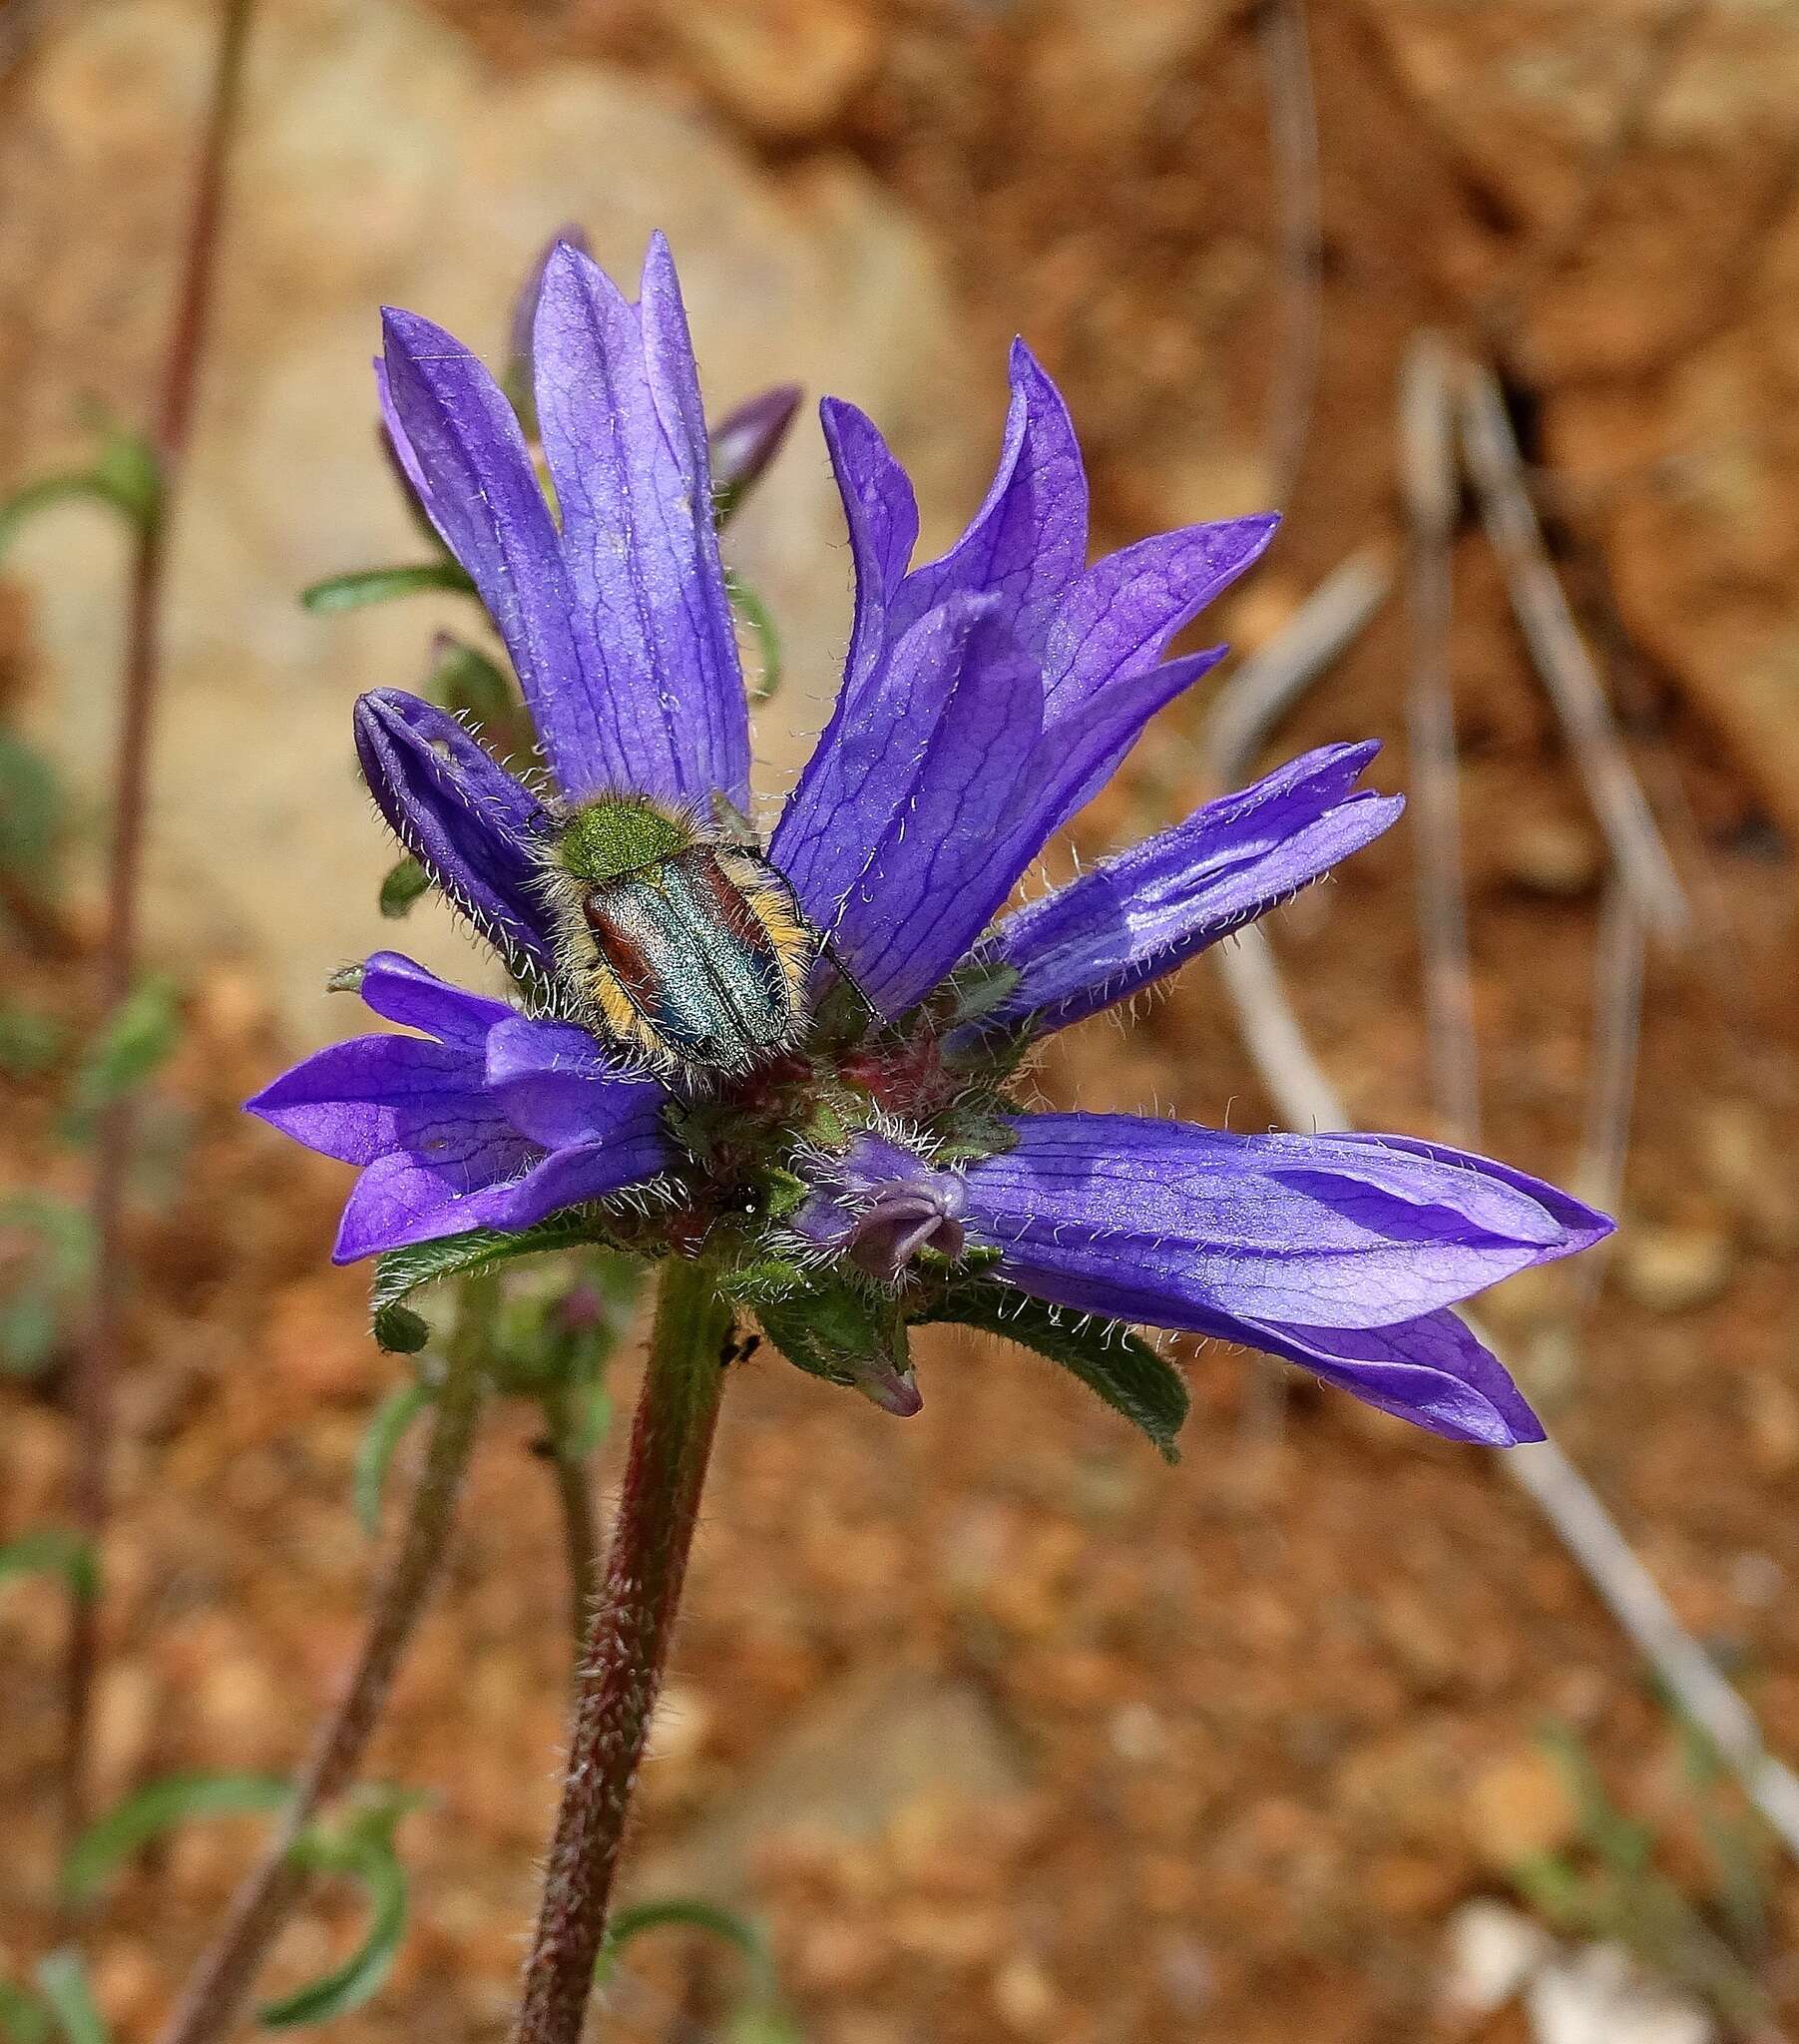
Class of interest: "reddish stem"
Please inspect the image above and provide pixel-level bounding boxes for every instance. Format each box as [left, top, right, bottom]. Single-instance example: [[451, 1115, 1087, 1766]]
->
[[512, 1259, 733, 2044], [62, 0, 256, 1851]]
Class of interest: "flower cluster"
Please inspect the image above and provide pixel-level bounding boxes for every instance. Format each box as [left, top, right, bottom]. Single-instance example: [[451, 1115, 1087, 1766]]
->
[[250, 235, 1607, 1449]]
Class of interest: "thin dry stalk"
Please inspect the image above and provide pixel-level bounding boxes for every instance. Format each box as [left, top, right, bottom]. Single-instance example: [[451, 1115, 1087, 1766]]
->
[[65, 0, 256, 1851], [1458, 362, 1689, 943], [1255, 0, 1323, 506], [1202, 577, 1799, 1865], [1399, 333, 1481, 1143]]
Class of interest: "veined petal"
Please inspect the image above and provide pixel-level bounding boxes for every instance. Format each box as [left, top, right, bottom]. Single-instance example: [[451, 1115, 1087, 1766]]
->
[[484, 1013, 670, 1153], [354, 690, 557, 973], [817, 395, 920, 700], [356, 951, 518, 1049], [850, 644, 1225, 1017], [1042, 514, 1279, 714], [1214, 1308, 1546, 1446], [962, 1114, 1611, 1331], [332, 1134, 535, 1263], [891, 340, 1087, 655], [532, 236, 749, 808], [245, 1034, 490, 1166], [967, 743, 1404, 1040], [378, 308, 597, 795]]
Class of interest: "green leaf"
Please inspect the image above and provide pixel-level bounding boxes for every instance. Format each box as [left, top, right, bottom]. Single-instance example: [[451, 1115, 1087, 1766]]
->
[[33, 1955, 107, 2044], [423, 638, 517, 727], [91, 424, 163, 531], [64, 1774, 290, 1904], [258, 1809, 415, 2028], [0, 1980, 51, 2044], [923, 1279, 1188, 1462], [377, 856, 431, 920], [352, 1381, 432, 1535], [64, 975, 182, 1130], [299, 562, 474, 614], [725, 574, 782, 702], [597, 1898, 776, 2002], [0, 732, 65, 884], [0, 1005, 65, 1078], [0, 1527, 100, 1603], [371, 1216, 604, 1347], [0, 1195, 95, 1378]]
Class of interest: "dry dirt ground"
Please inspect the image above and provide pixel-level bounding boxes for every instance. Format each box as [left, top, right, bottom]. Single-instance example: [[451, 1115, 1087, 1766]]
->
[[4, 2, 1799, 2040]]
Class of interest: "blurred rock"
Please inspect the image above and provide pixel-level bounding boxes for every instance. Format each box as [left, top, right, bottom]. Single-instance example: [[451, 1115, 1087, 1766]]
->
[[1440, 1898, 1553, 2026], [672, 0, 878, 141], [1526, 1940, 1715, 2044], [1616, 1223, 1733, 1315], [0, 0, 982, 1045], [634, 1663, 1030, 1902], [1501, 814, 1605, 898]]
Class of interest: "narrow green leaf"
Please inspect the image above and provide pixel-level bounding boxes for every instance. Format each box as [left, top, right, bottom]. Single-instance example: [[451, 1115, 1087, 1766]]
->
[[64, 1774, 290, 1903], [423, 638, 517, 727], [64, 976, 182, 1128], [726, 574, 782, 702], [0, 1528, 100, 1603], [597, 1898, 776, 2001], [33, 1955, 107, 2044], [0, 475, 128, 561], [377, 856, 431, 920], [0, 1005, 65, 1078], [924, 1278, 1188, 1462], [0, 1196, 95, 1378], [258, 1831, 409, 2028], [92, 425, 164, 530], [371, 1216, 603, 1341], [0, 1980, 51, 2044], [0, 732, 65, 884], [299, 562, 474, 614], [352, 1381, 432, 1535]]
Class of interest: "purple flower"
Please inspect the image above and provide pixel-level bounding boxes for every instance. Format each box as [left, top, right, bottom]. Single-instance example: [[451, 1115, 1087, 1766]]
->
[[249, 234, 1611, 1447]]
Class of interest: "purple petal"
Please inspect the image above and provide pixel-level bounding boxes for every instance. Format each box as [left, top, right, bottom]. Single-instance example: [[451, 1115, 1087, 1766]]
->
[[356, 952, 518, 1049], [378, 307, 599, 797], [890, 340, 1088, 655], [508, 223, 591, 400], [709, 383, 802, 511], [961, 1114, 1610, 1331], [968, 743, 1404, 1040], [1214, 1308, 1546, 1446], [332, 1121, 539, 1263], [816, 396, 921, 699], [484, 1013, 670, 1153], [1042, 516, 1278, 715], [245, 1034, 489, 1166], [354, 690, 557, 973], [846, 644, 1225, 1015], [532, 237, 749, 808], [777, 346, 1272, 1017]]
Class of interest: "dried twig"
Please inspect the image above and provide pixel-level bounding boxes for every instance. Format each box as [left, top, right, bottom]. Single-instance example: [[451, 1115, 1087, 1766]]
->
[[64, 0, 257, 1851], [1255, 0, 1323, 506], [1202, 572, 1799, 1864], [1399, 334, 1481, 1143], [1458, 362, 1689, 943]]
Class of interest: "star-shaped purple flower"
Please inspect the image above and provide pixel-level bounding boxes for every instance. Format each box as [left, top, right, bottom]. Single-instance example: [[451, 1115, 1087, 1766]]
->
[[249, 234, 1609, 1448]]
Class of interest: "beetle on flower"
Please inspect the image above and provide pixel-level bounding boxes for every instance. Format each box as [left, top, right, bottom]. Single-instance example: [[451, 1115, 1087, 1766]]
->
[[249, 232, 1608, 1454]]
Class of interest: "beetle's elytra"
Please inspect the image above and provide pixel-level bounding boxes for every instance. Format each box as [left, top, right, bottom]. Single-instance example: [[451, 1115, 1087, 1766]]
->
[[543, 795, 820, 1081]]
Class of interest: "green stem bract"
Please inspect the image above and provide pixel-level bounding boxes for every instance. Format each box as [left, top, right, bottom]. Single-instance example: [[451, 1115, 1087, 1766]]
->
[[512, 1257, 733, 2044]]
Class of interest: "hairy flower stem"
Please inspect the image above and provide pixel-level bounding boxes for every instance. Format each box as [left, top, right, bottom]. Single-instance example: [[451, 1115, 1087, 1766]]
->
[[63, 0, 256, 1853], [513, 1258, 733, 2044], [152, 1289, 490, 2044]]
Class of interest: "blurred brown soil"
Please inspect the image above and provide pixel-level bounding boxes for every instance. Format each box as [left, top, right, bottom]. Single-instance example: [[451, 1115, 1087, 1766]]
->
[[4, 3, 1799, 2041]]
